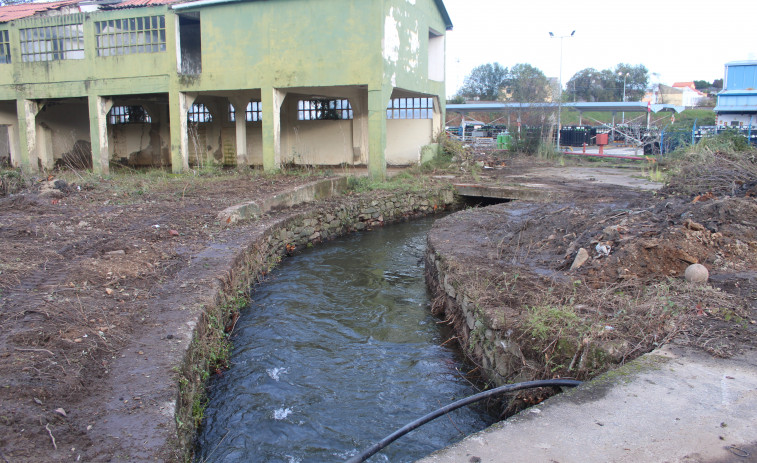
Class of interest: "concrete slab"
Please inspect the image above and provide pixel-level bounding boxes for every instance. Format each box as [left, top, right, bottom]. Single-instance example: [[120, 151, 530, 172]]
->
[[507, 167, 663, 191], [453, 183, 553, 201], [417, 344, 757, 463]]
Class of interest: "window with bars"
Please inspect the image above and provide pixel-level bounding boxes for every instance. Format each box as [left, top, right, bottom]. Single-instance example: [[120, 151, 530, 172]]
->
[[297, 99, 353, 121], [386, 97, 434, 119], [0, 30, 10, 64], [108, 106, 152, 125], [229, 102, 263, 122], [20, 24, 84, 62], [188, 104, 212, 123], [95, 15, 166, 57]]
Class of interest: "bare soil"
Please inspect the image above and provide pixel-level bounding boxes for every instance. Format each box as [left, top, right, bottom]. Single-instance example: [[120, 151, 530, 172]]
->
[[0, 169, 327, 462], [431, 154, 757, 389], [1, 155, 756, 462]]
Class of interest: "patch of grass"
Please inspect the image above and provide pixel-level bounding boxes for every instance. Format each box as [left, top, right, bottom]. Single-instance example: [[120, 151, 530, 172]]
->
[[524, 304, 583, 341], [346, 170, 428, 193]]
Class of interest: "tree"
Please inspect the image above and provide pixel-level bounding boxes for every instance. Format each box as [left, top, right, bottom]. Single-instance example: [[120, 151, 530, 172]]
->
[[506, 63, 550, 103], [693, 80, 711, 90], [566, 68, 604, 102], [612, 63, 649, 102], [566, 63, 649, 102], [456, 62, 509, 102], [712, 78, 723, 90], [446, 95, 465, 105]]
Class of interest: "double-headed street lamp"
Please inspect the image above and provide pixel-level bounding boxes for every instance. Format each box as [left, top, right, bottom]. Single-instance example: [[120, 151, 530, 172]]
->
[[549, 30, 575, 152]]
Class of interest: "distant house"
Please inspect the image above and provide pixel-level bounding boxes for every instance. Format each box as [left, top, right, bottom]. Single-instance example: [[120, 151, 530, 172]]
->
[[643, 82, 706, 107], [672, 82, 707, 106], [0, 0, 452, 176], [714, 60, 757, 129]]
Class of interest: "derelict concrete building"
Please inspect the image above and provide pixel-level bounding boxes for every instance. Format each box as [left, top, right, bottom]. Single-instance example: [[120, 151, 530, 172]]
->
[[0, 0, 451, 177]]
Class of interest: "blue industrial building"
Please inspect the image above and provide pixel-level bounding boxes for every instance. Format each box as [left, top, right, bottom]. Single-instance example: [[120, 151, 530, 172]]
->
[[714, 60, 757, 129]]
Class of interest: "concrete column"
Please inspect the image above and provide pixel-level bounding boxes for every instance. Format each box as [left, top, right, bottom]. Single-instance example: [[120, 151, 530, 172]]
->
[[432, 96, 443, 140], [7, 125, 20, 168], [350, 90, 369, 165], [88, 95, 113, 175], [229, 97, 250, 167], [37, 125, 53, 171], [367, 87, 389, 179], [261, 87, 284, 171], [16, 99, 40, 171], [169, 91, 196, 173]]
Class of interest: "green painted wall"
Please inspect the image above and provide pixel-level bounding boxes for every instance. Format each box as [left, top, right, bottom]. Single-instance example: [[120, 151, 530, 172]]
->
[[0, 0, 449, 176], [193, 0, 383, 91], [0, 8, 175, 99], [382, 0, 446, 95]]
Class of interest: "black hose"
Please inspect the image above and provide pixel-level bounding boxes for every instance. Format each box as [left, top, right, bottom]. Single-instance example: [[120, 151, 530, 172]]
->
[[344, 379, 582, 463]]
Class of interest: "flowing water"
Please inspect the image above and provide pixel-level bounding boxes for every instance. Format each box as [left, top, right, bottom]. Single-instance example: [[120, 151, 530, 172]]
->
[[196, 217, 493, 462]]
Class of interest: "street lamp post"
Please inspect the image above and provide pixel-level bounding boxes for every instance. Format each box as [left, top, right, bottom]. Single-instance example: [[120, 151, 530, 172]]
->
[[549, 30, 575, 152], [619, 71, 629, 123]]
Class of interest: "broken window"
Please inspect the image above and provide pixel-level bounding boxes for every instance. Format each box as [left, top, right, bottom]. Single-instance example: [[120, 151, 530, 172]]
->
[[108, 106, 152, 125], [386, 98, 433, 119], [188, 104, 212, 123], [178, 13, 201, 75], [229, 102, 262, 122], [95, 16, 166, 57], [20, 24, 84, 62], [297, 99, 353, 121], [0, 30, 10, 63]]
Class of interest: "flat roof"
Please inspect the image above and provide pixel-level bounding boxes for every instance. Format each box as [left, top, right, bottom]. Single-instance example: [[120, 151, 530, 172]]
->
[[725, 60, 757, 67], [446, 102, 686, 114]]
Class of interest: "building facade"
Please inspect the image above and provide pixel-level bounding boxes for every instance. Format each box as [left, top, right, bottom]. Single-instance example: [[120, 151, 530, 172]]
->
[[714, 60, 757, 129], [0, 0, 451, 177]]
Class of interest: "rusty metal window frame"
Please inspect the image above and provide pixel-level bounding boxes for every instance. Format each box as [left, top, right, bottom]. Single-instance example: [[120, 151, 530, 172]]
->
[[19, 23, 84, 62], [297, 99, 353, 121], [108, 105, 152, 125], [228, 101, 262, 122], [95, 15, 166, 57], [386, 97, 433, 119], [0, 30, 10, 63], [188, 103, 212, 123]]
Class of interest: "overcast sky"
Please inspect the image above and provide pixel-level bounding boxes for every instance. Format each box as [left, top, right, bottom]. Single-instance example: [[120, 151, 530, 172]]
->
[[443, 0, 757, 97]]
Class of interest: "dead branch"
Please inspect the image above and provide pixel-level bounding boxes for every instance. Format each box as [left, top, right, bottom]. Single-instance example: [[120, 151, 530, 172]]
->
[[45, 423, 57, 450], [14, 347, 55, 356]]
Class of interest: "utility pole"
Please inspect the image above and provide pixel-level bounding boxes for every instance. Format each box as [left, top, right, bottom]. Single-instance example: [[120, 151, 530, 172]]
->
[[619, 71, 629, 123]]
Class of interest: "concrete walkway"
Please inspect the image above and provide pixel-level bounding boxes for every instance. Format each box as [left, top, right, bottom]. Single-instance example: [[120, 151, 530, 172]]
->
[[418, 343, 757, 463]]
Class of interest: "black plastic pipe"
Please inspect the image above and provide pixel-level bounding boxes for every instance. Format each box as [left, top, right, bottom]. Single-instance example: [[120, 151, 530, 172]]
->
[[344, 379, 582, 463]]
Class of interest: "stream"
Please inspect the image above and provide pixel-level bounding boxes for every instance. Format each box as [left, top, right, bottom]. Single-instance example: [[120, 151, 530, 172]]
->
[[195, 217, 493, 462]]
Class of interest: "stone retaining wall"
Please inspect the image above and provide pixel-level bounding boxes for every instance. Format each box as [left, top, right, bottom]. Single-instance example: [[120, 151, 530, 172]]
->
[[176, 185, 458, 459], [425, 246, 532, 388]]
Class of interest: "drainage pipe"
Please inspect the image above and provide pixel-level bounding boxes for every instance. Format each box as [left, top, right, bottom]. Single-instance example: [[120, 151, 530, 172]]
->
[[344, 379, 582, 463]]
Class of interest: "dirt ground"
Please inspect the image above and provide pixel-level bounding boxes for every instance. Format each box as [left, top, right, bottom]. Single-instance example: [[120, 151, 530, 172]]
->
[[0, 169, 331, 462], [1, 153, 756, 462], [431, 153, 757, 394]]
